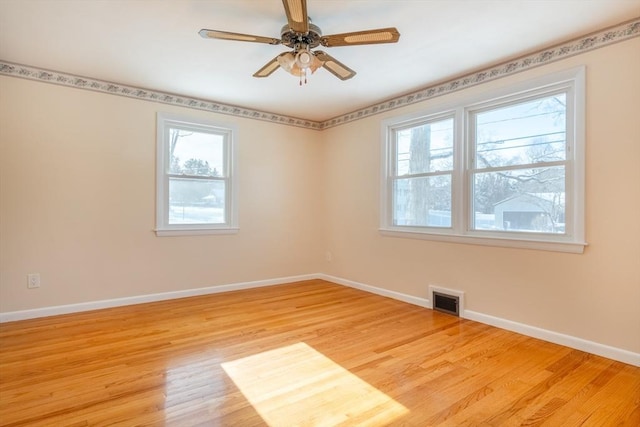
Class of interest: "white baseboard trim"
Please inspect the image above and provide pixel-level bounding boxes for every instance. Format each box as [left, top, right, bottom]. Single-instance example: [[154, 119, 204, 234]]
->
[[318, 274, 639, 367], [0, 274, 319, 323], [318, 274, 431, 308], [462, 310, 640, 367], [2, 272, 638, 367]]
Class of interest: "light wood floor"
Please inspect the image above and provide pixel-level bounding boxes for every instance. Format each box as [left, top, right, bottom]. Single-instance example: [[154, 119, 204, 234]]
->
[[1, 279, 638, 426]]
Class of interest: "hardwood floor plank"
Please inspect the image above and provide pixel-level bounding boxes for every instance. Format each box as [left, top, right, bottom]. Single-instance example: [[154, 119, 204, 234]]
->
[[1, 279, 638, 426]]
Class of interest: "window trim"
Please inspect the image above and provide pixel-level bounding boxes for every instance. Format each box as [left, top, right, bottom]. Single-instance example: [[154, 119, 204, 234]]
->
[[155, 112, 238, 237], [380, 67, 586, 253]]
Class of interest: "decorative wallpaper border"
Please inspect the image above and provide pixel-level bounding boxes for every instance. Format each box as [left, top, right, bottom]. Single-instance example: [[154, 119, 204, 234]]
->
[[1, 18, 638, 131], [0, 63, 321, 130], [321, 17, 640, 129]]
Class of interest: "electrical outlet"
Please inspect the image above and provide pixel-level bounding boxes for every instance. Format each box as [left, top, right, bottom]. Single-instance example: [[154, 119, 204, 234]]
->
[[27, 273, 40, 289]]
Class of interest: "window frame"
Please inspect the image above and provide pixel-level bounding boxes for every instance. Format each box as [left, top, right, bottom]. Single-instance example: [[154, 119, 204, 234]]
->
[[155, 112, 238, 236], [387, 112, 457, 230], [380, 67, 586, 253]]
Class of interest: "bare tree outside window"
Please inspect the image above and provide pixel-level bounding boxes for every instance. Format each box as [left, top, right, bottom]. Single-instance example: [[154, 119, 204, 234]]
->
[[393, 118, 453, 227]]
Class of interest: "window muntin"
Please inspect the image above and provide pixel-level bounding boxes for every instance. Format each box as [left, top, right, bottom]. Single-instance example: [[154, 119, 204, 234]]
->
[[381, 68, 585, 252], [156, 113, 237, 236]]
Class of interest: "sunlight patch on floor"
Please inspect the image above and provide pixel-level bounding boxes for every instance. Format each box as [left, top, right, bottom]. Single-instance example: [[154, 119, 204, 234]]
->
[[163, 356, 229, 421], [221, 342, 409, 426]]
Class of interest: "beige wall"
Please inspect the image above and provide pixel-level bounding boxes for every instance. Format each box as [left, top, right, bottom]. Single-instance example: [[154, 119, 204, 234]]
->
[[0, 78, 325, 311], [1, 37, 638, 354], [322, 37, 640, 353]]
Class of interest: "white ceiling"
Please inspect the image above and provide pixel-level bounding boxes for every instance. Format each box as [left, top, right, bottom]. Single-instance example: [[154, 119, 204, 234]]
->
[[1, 0, 639, 122]]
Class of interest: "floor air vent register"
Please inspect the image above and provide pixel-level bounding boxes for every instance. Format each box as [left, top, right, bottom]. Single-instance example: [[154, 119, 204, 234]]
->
[[432, 291, 460, 317]]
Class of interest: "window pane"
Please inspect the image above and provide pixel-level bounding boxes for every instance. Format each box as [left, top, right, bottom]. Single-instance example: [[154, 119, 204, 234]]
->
[[393, 175, 451, 227], [475, 94, 566, 168], [170, 128, 225, 176], [396, 118, 453, 176], [472, 165, 565, 233], [169, 178, 225, 224]]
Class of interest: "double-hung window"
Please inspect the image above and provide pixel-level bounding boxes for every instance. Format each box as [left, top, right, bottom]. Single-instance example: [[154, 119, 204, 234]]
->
[[381, 67, 585, 253], [390, 114, 455, 228], [156, 113, 237, 236], [469, 91, 569, 235]]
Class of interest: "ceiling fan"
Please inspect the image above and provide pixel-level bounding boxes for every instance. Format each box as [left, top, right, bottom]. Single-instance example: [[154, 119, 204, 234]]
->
[[199, 0, 400, 84]]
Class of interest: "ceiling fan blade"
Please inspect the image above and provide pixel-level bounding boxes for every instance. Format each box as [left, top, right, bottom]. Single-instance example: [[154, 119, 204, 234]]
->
[[199, 29, 281, 45], [320, 27, 400, 47], [253, 54, 284, 78], [314, 51, 356, 81], [281, 0, 308, 34]]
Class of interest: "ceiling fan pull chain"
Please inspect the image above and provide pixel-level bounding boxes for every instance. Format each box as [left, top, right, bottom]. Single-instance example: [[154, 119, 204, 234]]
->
[[299, 68, 308, 86]]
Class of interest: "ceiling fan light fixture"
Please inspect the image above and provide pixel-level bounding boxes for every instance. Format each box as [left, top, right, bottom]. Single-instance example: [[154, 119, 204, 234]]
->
[[296, 50, 313, 68], [276, 52, 296, 73], [277, 49, 323, 84], [306, 53, 323, 74]]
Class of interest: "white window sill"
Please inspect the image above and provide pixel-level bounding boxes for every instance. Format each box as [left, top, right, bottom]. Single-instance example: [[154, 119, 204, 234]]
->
[[379, 228, 587, 254], [155, 227, 239, 237]]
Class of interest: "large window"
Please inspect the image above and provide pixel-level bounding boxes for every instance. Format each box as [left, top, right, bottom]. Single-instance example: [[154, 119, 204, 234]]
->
[[156, 113, 237, 236], [381, 68, 585, 252]]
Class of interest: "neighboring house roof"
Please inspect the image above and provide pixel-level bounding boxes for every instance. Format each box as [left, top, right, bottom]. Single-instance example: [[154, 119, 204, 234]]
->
[[494, 193, 565, 210]]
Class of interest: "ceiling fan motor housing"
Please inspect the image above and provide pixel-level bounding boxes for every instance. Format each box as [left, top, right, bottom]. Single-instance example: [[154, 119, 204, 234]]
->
[[281, 22, 322, 51]]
